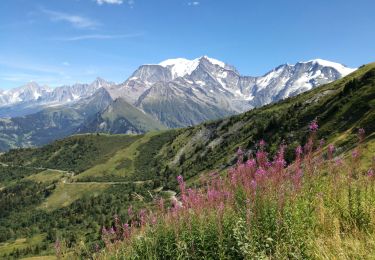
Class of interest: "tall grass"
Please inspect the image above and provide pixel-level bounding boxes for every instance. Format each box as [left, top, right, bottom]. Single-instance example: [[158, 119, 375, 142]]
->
[[93, 123, 375, 259]]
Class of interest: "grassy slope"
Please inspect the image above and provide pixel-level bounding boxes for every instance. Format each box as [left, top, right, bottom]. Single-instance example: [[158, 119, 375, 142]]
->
[[0, 62, 374, 258], [26, 170, 64, 184], [39, 182, 111, 211], [0, 235, 45, 256], [101, 98, 166, 132], [156, 63, 375, 184], [0, 134, 142, 173], [74, 131, 164, 181]]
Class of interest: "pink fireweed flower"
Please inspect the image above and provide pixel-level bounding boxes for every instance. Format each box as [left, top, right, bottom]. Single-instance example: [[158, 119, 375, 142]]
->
[[101, 227, 112, 247], [229, 167, 238, 185], [122, 223, 131, 239], [132, 220, 139, 227], [255, 168, 267, 176], [259, 139, 266, 149], [334, 158, 343, 166], [368, 169, 374, 178], [309, 119, 319, 132], [187, 188, 201, 207], [218, 202, 225, 218], [94, 243, 100, 252], [328, 144, 335, 153], [295, 145, 303, 157], [150, 215, 158, 226], [358, 128, 365, 142], [250, 179, 257, 189], [237, 163, 245, 171], [54, 239, 61, 256], [327, 144, 335, 159], [292, 168, 303, 190], [256, 150, 268, 168], [177, 175, 186, 194], [237, 147, 244, 156], [157, 198, 165, 212], [274, 157, 286, 169], [101, 227, 107, 235], [246, 158, 256, 168], [207, 189, 220, 203], [304, 139, 314, 154], [319, 139, 325, 150], [177, 175, 184, 184], [237, 147, 244, 164], [352, 149, 360, 159], [139, 209, 147, 226], [274, 144, 287, 170], [228, 168, 235, 175]]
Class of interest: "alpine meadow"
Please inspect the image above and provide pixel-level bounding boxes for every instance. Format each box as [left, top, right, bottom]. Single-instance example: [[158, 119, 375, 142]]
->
[[0, 0, 374, 259]]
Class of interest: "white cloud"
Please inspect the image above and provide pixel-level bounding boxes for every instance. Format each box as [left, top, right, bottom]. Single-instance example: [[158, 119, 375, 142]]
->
[[41, 8, 98, 29], [56, 33, 143, 41], [188, 1, 200, 6], [96, 0, 134, 6], [96, 0, 123, 4]]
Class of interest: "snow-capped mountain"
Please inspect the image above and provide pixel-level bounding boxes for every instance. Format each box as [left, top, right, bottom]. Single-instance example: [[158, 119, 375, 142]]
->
[[0, 82, 50, 106], [246, 59, 356, 106], [158, 56, 228, 79], [0, 78, 115, 117], [112, 56, 356, 127], [41, 77, 113, 104]]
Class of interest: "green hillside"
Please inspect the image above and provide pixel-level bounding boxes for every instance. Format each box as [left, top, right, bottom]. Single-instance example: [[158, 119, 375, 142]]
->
[[0, 62, 374, 259], [79, 98, 166, 134], [0, 134, 141, 173]]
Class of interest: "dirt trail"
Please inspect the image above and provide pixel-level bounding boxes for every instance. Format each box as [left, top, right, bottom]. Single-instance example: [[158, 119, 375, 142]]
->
[[0, 162, 72, 174]]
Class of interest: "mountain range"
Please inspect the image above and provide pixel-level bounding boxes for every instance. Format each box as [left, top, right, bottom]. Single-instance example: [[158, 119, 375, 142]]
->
[[0, 78, 113, 118], [0, 57, 356, 150]]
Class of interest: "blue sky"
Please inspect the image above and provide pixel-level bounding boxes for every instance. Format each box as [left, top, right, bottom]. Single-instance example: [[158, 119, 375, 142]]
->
[[1, 0, 374, 89]]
